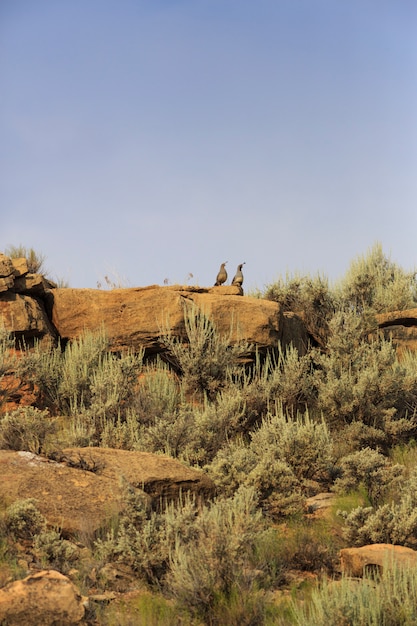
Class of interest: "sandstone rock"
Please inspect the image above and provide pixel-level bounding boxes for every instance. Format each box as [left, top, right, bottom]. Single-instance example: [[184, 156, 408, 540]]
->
[[51, 285, 287, 357], [0, 569, 85, 625], [0, 448, 215, 536], [12, 273, 54, 295], [11, 257, 29, 277], [340, 543, 417, 577], [376, 308, 417, 356], [60, 447, 215, 508], [0, 254, 14, 279], [0, 292, 56, 345], [305, 492, 335, 518], [0, 255, 16, 293]]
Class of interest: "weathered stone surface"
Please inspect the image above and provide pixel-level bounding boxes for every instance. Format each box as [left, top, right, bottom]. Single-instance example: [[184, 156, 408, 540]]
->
[[11, 257, 29, 277], [0, 569, 85, 625], [0, 448, 215, 535], [340, 544, 417, 577], [305, 492, 335, 517], [51, 285, 286, 356], [60, 447, 215, 508], [376, 308, 417, 356], [0, 292, 56, 343], [12, 273, 53, 295], [0, 253, 14, 279]]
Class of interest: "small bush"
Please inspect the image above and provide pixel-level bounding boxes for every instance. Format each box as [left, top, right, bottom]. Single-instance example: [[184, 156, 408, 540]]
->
[[312, 311, 417, 442], [250, 407, 334, 486], [0, 326, 20, 409], [206, 439, 259, 497], [291, 560, 417, 625], [333, 447, 404, 507], [340, 467, 417, 547], [94, 488, 199, 587], [0, 407, 56, 454], [5, 245, 46, 274], [33, 530, 79, 573], [167, 486, 267, 624], [264, 272, 336, 345], [161, 302, 250, 400], [259, 519, 339, 584], [247, 457, 304, 518], [4, 499, 46, 540], [337, 241, 417, 313]]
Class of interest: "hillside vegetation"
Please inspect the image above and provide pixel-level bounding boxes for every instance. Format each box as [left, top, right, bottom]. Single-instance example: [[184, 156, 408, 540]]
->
[[1, 242, 417, 625]]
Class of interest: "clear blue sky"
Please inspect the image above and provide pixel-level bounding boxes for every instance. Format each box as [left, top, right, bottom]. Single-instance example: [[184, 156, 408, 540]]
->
[[1, 1, 416, 290]]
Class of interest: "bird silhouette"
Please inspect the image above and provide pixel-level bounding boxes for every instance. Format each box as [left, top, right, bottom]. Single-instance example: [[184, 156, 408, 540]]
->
[[214, 262, 228, 286], [232, 262, 245, 286]]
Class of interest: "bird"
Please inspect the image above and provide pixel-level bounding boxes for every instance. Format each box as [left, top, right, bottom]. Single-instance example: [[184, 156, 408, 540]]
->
[[214, 262, 228, 286], [232, 262, 246, 287]]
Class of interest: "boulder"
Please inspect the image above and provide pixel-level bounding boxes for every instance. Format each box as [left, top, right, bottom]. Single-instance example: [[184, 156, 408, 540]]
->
[[0, 569, 85, 625], [376, 308, 417, 356], [0, 292, 56, 345], [0, 448, 215, 536], [340, 544, 417, 577], [51, 285, 300, 357], [10, 256, 29, 277]]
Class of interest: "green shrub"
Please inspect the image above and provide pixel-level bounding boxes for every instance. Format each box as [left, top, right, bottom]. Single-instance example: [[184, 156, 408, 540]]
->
[[33, 530, 79, 573], [206, 407, 332, 517], [161, 302, 250, 400], [312, 311, 417, 442], [257, 519, 339, 587], [340, 468, 417, 548], [167, 486, 267, 624], [264, 272, 336, 345], [337, 242, 417, 314], [5, 245, 46, 274], [94, 488, 199, 587], [250, 407, 334, 486], [246, 457, 304, 518], [4, 499, 46, 540], [0, 326, 20, 410], [206, 439, 259, 497], [291, 560, 417, 625], [0, 407, 56, 454], [20, 329, 144, 444], [170, 390, 246, 465], [333, 447, 404, 507], [238, 348, 315, 428], [133, 360, 183, 427]]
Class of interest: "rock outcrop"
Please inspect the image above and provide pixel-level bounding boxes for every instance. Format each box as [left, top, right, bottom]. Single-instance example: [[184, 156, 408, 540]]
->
[[0, 570, 85, 626], [0, 448, 215, 536], [51, 285, 304, 356], [340, 544, 417, 577], [2, 252, 417, 360], [376, 308, 417, 356], [0, 253, 56, 347], [0, 250, 311, 358]]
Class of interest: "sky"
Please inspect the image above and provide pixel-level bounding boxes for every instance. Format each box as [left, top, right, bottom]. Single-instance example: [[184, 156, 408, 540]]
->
[[1, 0, 416, 292]]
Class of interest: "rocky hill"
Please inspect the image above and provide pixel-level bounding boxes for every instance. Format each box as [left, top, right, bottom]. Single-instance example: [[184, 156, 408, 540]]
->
[[2, 251, 417, 624]]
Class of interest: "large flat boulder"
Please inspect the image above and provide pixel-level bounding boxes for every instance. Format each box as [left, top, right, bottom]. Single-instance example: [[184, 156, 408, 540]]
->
[[51, 285, 289, 355], [0, 448, 215, 536]]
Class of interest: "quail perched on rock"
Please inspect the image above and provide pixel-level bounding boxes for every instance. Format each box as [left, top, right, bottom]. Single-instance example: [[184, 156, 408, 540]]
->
[[214, 262, 228, 286], [232, 262, 245, 286]]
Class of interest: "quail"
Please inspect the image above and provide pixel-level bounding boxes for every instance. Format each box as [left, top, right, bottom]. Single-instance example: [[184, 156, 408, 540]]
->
[[232, 262, 245, 286], [214, 262, 228, 286]]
